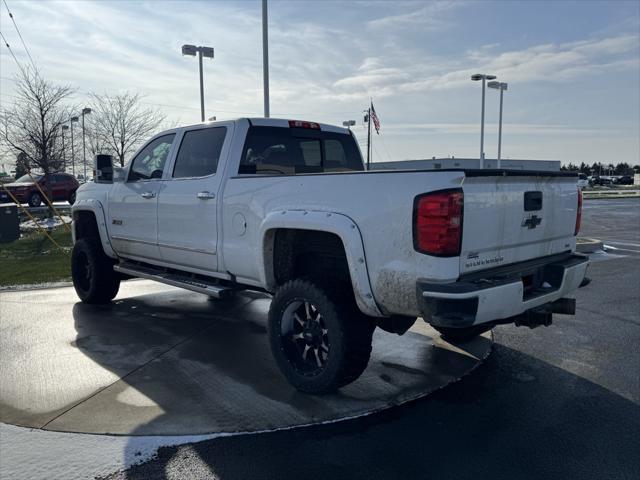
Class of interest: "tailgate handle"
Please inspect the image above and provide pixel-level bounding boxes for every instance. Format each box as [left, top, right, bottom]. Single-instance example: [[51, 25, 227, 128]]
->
[[524, 191, 543, 211]]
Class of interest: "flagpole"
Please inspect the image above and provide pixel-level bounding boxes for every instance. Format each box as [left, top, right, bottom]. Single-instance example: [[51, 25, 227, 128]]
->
[[366, 105, 371, 170]]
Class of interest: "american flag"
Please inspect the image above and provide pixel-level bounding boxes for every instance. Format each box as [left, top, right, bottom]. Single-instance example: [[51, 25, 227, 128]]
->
[[370, 102, 381, 134]]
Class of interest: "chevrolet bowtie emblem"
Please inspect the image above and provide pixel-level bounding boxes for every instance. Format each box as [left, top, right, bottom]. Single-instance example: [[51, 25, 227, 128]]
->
[[522, 215, 542, 229]]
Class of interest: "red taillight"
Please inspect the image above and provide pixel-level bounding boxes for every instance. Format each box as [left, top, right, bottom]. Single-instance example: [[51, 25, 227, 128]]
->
[[574, 188, 582, 236], [414, 189, 463, 256], [288, 120, 320, 130]]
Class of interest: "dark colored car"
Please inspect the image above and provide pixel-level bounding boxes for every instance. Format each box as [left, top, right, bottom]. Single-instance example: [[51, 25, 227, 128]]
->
[[614, 175, 634, 185], [591, 176, 612, 186], [0, 173, 80, 207]]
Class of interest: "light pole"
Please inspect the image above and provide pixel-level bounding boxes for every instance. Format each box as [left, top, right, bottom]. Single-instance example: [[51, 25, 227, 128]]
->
[[69, 117, 79, 176], [61, 125, 69, 172], [181, 44, 215, 122], [81, 108, 92, 180], [262, 0, 270, 118], [363, 108, 372, 169], [471, 73, 496, 169], [342, 120, 356, 130], [488, 81, 508, 168]]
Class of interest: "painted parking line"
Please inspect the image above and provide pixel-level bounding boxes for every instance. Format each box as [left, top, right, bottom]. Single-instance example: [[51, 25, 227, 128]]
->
[[587, 250, 627, 263], [602, 241, 640, 248], [603, 244, 640, 254]]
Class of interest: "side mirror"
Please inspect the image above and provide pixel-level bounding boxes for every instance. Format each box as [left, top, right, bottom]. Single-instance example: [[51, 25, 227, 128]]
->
[[95, 154, 114, 183]]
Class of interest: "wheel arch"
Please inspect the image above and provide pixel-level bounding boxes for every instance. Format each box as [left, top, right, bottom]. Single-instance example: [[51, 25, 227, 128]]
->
[[258, 210, 382, 317], [71, 200, 117, 258]]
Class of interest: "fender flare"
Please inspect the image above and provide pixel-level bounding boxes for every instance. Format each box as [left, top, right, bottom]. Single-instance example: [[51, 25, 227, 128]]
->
[[71, 199, 117, 259], [258, 209, 383, 317]]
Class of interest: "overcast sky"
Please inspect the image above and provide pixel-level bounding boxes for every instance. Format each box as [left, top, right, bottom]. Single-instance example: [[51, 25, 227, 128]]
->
[[1, 0, 638, 166]]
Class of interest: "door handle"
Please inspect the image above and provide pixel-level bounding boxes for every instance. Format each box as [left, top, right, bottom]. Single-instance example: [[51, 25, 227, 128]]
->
[[141, 192, 156, 199], [197, 191, 216, 200]]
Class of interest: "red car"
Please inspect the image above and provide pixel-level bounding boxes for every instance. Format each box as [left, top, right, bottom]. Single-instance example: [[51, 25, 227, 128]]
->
[[0, 173, 80, 207]]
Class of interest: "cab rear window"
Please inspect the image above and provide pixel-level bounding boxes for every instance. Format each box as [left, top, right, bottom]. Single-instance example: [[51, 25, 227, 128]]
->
[[239, 126, 364, 175]]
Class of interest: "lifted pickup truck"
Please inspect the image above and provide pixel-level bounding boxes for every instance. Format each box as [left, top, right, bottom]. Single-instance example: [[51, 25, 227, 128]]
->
[[71, 118, 589, 393]]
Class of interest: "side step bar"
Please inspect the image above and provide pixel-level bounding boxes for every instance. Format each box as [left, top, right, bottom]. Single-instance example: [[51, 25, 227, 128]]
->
[[114, 262, 232, 299]]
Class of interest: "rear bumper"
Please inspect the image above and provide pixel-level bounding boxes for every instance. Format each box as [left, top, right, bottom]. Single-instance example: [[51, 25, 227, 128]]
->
[[0, 190, 27, 203], [418, 253, 589, 328]]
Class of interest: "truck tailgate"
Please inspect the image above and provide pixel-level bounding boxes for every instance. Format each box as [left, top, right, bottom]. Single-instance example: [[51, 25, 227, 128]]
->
[[461, 173, 579, 275]]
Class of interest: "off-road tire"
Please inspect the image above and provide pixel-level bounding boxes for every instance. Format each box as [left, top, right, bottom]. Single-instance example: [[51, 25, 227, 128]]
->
[[433, 324, 492, 342], [28, 192, 42, 207], [72, 237, 120, 304], [268, 279, 375, 393]]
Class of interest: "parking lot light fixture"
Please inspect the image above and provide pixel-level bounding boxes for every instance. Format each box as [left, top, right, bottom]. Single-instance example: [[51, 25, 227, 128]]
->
[[471, 73, 497, 168], [81, 108, 92, 181], [182, 44, 215, 122], [488, 81, 508, 168], [61, 125, 69, 172], [70, 117, 79, 177]]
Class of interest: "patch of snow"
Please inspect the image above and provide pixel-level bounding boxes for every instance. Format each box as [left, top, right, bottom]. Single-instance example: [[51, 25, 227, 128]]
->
[[20, 215, 72, 231], [0, 281, 72, 292]]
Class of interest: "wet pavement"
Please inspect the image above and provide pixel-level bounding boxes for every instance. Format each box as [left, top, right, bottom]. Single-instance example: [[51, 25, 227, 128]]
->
[[0, 283, 489, 436]]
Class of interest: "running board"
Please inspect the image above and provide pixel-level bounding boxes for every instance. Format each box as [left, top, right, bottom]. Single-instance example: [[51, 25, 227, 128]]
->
[[114, 262, 231, 299]]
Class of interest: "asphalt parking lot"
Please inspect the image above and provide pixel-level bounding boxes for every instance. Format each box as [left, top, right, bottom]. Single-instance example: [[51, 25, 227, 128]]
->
[[105, 198, 640, 480]]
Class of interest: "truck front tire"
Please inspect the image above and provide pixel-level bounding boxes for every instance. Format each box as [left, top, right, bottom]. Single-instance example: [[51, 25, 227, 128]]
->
[[72, 238, 120, 304], [268, 279, 375, 393]]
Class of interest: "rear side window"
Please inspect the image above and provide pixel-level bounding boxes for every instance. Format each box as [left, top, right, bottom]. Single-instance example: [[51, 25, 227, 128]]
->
[[129, 134, 175, 181], [173, 127, 227, 178], [239, 126, 363, 175]]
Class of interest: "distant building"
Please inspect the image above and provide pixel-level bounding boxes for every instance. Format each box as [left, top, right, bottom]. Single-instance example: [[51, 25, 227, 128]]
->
[[371, 158, 561, 172]]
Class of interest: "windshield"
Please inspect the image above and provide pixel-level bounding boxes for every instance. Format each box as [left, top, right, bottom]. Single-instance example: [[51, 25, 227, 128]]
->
[[14, 174, 42, 183]]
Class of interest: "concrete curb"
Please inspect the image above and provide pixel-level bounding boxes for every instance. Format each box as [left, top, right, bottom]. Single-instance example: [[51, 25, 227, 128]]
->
[[577, 237, 603, 253]]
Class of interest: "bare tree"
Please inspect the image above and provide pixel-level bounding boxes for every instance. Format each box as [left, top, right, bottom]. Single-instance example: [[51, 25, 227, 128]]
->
[[90, 92, 165, 166], [83, 122, 112, 175], [0, 68, 75, 207]]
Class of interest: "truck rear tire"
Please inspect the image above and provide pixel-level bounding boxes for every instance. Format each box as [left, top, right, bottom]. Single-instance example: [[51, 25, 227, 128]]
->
[[72, 238, 120, 304], [268, 279, 375, 393], [432, 324, 492, 342]]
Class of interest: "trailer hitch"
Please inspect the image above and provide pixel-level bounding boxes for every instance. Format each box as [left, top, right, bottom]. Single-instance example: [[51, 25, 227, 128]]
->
[[513, 298, 576, 329]]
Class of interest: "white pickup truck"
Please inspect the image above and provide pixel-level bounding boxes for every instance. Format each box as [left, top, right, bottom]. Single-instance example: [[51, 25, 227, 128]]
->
[[71, 118, 589, 393]]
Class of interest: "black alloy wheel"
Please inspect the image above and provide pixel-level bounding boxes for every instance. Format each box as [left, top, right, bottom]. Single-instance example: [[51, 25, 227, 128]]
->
[[281, 299, 331, 377], [268, 279, 375, 393]]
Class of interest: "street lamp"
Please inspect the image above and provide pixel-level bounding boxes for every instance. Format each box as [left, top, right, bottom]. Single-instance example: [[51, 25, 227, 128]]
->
[[69, 117, 79, 176], [61, 125, 69, 172], [81, 107, 92, 180], [262, 0, 270, 118], [488, 81, 508, 168], [471, 73, 497, 169], [181, 44, 214, 122], [342, 120, 356, 130]]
